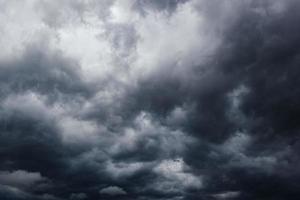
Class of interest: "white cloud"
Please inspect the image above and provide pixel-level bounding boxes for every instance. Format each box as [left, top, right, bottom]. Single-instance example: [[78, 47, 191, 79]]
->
[[132, 0, 220, 79], [109, 0, 137, 24], [0, 0, 52, 61]]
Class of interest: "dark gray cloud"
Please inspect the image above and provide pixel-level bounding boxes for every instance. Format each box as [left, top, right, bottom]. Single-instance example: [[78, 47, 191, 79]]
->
[[0, 0, 299, 200], [69, 192, 87, 200]]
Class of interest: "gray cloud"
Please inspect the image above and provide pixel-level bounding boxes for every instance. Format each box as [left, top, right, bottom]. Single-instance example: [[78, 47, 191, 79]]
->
[[0, 0, 299, 200], [99, 186, 127, 196], [69, 193, 87, 200], [0, 170, 47, 189]]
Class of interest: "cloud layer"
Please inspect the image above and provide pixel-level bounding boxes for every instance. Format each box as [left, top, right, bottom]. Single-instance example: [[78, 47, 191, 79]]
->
[[0, 0, 300, 199]]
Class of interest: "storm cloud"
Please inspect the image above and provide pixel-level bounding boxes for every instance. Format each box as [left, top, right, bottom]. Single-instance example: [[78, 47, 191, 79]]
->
[[0, 0, 300, 199]]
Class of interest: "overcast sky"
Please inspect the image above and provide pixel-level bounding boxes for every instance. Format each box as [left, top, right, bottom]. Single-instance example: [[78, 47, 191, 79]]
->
[[0, 0, 300, 200]]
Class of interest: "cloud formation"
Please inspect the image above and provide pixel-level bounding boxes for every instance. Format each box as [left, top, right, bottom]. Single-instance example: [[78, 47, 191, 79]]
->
[[0, 0, 300, 199], [99, 186, 127, 196]]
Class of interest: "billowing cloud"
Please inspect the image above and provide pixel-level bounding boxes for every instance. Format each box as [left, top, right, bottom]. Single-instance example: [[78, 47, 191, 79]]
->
[[0, 0, 299, 200]]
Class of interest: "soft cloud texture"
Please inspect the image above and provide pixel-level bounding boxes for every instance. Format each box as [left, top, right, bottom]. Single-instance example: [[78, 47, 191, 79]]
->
[[0, 0, 299, 200], [99, 186, 127, 196]]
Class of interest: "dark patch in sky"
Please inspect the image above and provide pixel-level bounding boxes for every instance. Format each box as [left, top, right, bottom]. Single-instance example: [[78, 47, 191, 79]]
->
[[0, 0, 300, 200]]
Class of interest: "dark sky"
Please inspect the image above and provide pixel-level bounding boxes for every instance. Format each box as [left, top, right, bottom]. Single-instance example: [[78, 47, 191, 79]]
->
[[0, 0, 300, 200]]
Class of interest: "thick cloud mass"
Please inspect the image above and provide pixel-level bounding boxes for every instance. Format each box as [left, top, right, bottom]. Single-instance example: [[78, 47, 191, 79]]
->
[[0, 0, 300, 199]]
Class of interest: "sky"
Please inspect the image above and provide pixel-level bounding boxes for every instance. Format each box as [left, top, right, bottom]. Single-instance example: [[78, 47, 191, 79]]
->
[[0, 0, 300, 200]]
